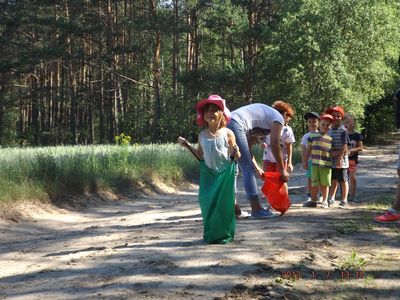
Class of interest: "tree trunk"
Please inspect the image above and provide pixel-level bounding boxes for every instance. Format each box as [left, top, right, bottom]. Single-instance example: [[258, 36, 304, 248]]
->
[[31, 73, 40, 145], [150, 0, 161, 141], [172, 0, 179, 95]]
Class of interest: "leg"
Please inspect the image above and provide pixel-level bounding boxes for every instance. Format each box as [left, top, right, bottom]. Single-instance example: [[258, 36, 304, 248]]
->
[[228, 120, 262, 212], [374, 149, 400, 222], [306, 159, 312, 200], [337, 168, 349, 207], [329, 179, 338, 200], [393, 168, 400, 211], [311, 185, 319, 201], [307, 178, 312, 198], [329, 168, 340, 201], [349, 170, 356, 198], [303, 165, 319, 207], [348, 160, 357, 200], [341, 181, 349, 202], [319, 185, 329, 202]]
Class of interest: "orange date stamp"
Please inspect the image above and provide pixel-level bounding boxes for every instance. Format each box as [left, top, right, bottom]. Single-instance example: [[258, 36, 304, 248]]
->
[[281, 270, 365, 280]]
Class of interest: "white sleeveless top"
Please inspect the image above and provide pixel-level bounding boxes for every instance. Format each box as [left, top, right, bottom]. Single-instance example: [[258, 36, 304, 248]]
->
[[199, 128, 231, 171]]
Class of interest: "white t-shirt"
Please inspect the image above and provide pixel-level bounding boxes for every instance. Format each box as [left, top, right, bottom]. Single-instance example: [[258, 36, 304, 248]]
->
[[231, 103, 284, 132], [263, 125, 295, 162], [300, 130, 318, 147]]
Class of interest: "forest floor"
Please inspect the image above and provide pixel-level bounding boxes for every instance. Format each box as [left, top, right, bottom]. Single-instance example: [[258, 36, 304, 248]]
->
[[0, 140, 400, 299]]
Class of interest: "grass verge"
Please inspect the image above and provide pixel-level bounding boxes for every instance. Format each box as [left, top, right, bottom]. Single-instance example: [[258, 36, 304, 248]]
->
[[0, 144, 199, 204]]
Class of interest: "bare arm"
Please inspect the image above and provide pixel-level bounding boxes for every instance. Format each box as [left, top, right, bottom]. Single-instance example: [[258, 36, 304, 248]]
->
[[335, 144, 347, 168], [349, 140, 363, 155], [286, 142, 293, 173], [252, 156, 264, 179], [270, 122, 289, 182], [177, 136, 203, 161], [302, 144, 311, 170], [227, 129, 241, 160], [301, 144, 308, 167]]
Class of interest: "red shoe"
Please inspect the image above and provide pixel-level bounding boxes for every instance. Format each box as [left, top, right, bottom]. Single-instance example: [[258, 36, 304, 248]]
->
[[374, 210, 400, 223]]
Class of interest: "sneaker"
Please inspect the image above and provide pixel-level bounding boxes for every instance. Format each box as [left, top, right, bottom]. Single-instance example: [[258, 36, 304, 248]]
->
[[236, 210, 251, 219], [321, 201, 329, 209], [328, 199, 336, 207], [349, 197, 361, 203], [338, 201, 348, 208], [251, 208, 277, 218], [317, 196, 324, 204], [303, 200, 317, 207], [374, 210, 400, 223]]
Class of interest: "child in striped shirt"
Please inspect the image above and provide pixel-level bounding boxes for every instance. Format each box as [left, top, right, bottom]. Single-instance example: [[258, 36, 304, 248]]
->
[[302, 114, 334, 208], [326, 106, 350, 208]]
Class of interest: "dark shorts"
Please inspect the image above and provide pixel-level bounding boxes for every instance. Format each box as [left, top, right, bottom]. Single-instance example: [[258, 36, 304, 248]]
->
[[331, 168, 349, 182]]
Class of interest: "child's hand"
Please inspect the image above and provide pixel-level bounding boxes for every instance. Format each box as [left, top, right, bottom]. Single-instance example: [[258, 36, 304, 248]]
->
[[177, 136, 188, 147], [287, 163, 294, 173], [336, 159, 343, 168], [253, 164, 264, 179], [251, 156, 264, 179], [229, 145, 240, 161], [280, 168, 289, 182]]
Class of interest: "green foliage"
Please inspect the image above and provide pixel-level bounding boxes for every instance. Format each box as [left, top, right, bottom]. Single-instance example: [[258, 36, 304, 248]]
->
[[0, 0, 399, 146], [363, 95, 398, 141], [114, 133, 132, 146], [261, 0, 399, 134], [339, 249, 368, 271]]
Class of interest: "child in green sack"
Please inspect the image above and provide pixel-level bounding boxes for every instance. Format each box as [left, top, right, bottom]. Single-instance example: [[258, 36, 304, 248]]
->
[[178, 95, 240, 244]]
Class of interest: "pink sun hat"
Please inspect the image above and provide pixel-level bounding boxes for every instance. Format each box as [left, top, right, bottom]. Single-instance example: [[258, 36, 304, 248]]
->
[[195, 95, 231, 127]]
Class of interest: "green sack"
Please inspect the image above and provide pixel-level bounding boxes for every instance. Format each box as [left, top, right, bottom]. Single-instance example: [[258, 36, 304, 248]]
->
[[198, 160, 236, 244]]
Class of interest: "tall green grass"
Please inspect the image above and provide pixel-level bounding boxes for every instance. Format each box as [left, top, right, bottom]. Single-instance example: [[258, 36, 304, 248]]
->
[[0, 144, 198, 203], [0, 143, 302, 204]]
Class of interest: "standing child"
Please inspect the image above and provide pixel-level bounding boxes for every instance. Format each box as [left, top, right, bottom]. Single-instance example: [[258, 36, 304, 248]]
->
[[326, 106, 350, 208], [302, 114, 334, 208], [300, 112, 320, 202], [374, 146, 400, 223], [343, 113, 363, 202], [261, 101, 296, 174], [374, 90, 400, 223], [177, 95, 240, 244]]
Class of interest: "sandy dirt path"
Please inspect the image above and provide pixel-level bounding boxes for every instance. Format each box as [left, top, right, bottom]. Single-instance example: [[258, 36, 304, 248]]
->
[[1, 145, 400, 300]]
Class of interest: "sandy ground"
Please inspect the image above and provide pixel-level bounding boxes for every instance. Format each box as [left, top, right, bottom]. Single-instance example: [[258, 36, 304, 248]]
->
[[1, 145, 400, 300]]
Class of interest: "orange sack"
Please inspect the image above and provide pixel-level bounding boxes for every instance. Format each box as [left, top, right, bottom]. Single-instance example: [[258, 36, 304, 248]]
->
[[261, 172, 291, 215]]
